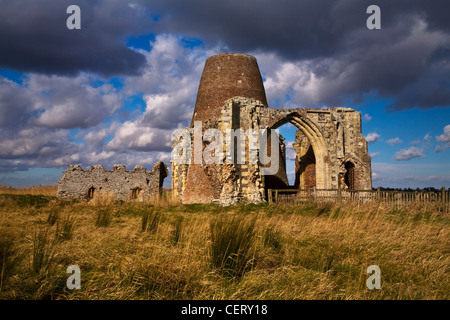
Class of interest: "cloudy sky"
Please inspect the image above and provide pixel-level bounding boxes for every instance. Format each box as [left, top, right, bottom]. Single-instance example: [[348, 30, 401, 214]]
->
[[0, 0, 449, 189]]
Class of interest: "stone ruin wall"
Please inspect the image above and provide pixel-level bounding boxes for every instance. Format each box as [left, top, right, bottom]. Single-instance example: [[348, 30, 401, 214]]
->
[[172, 97, 372, 205], [57, 161, 168, 202]]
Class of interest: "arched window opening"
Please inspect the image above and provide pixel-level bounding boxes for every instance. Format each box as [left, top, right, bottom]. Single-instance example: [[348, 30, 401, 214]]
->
[[344, 162, 356, 190], [131, 187, 142, 200], [87, 187, 95, 200]]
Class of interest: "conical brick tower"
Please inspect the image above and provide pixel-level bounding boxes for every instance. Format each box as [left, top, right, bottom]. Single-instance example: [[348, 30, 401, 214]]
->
[[191, 53, 268, 126], [183, 53, 270, 203]]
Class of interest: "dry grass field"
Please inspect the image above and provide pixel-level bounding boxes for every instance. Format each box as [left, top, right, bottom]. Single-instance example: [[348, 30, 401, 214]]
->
[[0, 186, 448, 300]]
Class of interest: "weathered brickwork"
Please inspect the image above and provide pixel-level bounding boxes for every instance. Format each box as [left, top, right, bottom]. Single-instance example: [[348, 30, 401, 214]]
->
[[57, 162, 168, 202], [191, 53, 268, 126], [172, 53, 372, 205]]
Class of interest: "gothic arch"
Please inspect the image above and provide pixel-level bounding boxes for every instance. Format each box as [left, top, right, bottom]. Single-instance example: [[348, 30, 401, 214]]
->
[[268, 111, 331, 189]]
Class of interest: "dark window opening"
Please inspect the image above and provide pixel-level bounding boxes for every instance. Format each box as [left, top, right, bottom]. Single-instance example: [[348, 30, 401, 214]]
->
[[131, 187, 142, 200], [88, 187, 95, 199], [344, 162, 356, 190]]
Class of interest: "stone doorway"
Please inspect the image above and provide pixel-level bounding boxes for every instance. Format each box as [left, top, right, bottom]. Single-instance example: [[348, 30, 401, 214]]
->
[[344, 162, 356, 190]]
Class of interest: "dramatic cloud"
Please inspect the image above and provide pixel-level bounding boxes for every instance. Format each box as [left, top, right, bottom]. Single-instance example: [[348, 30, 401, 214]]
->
[[108, 34, 224, 152], [124, 34, 224, 129], [146, 0, 450, 109], [30, 73, 122, 129], [0, 1, 449, 189], [0, 34, 210, 177], [365, 132, 380, 143], [0, 1, 448, 109], [395, 146, 425, 161], [386, 137, 402, 145], [0, 78, 31, 127], [0, 0, 151, 76]]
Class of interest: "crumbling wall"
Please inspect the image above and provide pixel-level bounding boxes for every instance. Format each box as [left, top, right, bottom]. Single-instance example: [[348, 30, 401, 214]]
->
[[172, 96, 372, 205], [171, 53, 372, 205], [57, 161, 168, 202]]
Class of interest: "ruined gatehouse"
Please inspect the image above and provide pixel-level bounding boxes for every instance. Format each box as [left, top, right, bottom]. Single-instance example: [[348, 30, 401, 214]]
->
[[172, 53, 372, 205]]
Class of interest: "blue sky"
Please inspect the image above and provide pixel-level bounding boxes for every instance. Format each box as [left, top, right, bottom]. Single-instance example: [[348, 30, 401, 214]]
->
[[0, 1, 449, 189]]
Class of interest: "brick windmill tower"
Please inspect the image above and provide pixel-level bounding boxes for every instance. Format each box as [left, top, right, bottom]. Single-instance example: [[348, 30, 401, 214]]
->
[[175, 53, 288, 204]]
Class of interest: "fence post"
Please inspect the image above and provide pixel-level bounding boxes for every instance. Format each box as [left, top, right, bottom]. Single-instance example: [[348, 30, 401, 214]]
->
[[268, 189, 273, 204], [377, 187, 381, 204], [442, 186, 446, 212]]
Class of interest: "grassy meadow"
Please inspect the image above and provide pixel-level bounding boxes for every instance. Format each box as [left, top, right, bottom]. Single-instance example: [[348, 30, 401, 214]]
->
[[0, 186, 448, 300]]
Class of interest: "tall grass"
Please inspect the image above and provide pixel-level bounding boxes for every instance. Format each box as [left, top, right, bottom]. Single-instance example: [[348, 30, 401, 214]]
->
[[263, 226, 283, 252], [171, 216, 184, 245], [141, 210, 161, 233], [0, 192, 448, 300], [55, 214, 76, 241], [210, 215, 258, 279], [47, 209, 59, 226], [0, 232, 18, 292], [95, 209, 113, 227], [31, 229, 54, 274]]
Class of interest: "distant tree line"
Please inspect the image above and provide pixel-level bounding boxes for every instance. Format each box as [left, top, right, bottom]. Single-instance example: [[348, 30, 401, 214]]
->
[[372, 187, 449, 192]]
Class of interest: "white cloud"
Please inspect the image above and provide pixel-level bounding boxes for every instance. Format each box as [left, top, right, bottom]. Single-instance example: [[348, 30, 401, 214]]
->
[[371, 162, 450, 188], [124, 34, 225, 129], [386, 137, 402, 145], [436, 125, 450, 142], [0, 34, 218, 177], [363, 113, 372, 122], [29, 73, 122, 129], [394, 146, 425, 161], [370, 152, 380, 158], [365, 132, 380, 143], [106, 121, 172, 151], [286, 149, 297, 160], [435, 124, 450, 152]]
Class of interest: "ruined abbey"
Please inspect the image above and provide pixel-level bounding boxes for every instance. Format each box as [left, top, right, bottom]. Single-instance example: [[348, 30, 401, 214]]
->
[[171, 53, 372, 205], [57, 53, 371, 204]]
